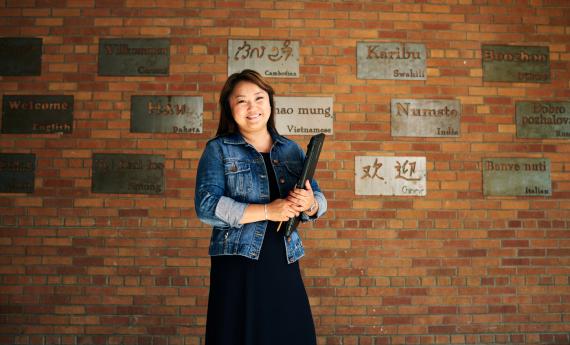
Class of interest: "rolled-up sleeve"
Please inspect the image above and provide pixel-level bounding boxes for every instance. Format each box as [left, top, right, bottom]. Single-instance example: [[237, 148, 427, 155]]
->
[[215, 196, 247, 228], [313, 191, 327, 218]]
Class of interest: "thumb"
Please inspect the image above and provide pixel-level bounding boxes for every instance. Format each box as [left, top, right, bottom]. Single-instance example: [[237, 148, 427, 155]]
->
[[304, 179, 313, 191]]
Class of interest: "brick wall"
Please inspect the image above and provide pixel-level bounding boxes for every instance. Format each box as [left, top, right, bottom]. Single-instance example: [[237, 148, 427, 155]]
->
[[1, 1, 569, 344]]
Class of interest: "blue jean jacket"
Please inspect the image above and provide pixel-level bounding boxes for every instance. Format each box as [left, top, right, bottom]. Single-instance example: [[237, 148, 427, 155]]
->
[[194, 130, 327, 264]]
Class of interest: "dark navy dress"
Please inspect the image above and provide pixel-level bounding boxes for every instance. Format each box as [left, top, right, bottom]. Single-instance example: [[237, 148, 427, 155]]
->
[[205, 153, 316, 345]]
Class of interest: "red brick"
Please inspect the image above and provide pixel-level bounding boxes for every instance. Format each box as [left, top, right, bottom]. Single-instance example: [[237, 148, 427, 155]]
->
[[429, 325, 456, 334], [383, 297, 412, 306], [118, 209, 149, 217]]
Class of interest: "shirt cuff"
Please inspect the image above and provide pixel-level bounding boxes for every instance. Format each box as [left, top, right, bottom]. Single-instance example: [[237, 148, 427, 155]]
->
[[215, 196, 247, 228]]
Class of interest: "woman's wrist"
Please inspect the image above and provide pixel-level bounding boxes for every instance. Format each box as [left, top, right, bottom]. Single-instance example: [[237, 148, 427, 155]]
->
[[304, 200, 318, 216]]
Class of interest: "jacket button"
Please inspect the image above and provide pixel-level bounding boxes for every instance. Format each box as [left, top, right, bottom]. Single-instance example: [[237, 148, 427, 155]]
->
[[279, 177, 285, 184], [273, 159, 279, 164]]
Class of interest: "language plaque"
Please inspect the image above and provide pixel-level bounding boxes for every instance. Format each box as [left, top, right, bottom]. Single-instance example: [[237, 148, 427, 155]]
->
[[357, 42, 426, 80], [482, 44, 550, 83], [0, 37, 42, 76], [391, 99, 461, 137], [355, 156, 427, 196], [98, 38, 170, 76], [274, 96, 333, 135], [516, 101, 570, 139], [92, 154, 165, 195], [131, 96, 203, 133], [0, 153, 35, 193], [2, 95, 73, 134], [228, 39, 299, 78], [483, 158, 551, 196]]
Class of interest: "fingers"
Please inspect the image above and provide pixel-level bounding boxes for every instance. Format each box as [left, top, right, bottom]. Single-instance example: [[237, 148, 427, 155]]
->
[[267, 199, 300, 222], [291, 180, 312, 195], [304, 179, 313, 191], [287, 180, 315, 211]]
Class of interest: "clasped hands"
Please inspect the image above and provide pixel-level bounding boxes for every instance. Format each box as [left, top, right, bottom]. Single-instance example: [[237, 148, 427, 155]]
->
[[266, 180, 316, 224]]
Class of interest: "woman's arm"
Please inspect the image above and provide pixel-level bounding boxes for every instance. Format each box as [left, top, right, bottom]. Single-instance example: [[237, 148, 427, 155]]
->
[[240, 198, 300, 224], [195, 141, 247, 228]]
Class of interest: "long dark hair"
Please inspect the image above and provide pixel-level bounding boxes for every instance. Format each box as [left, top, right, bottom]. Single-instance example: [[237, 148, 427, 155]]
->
[[216, 69, 277, 136]]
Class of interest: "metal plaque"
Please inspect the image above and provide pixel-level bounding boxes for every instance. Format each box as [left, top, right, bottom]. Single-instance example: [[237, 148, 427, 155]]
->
[[482, 44, 550, 83], [391, 99, 460, 137], [355, 156, 427, 196], [357, 42, 426, 80], [131, 95, 203, 133], [0, 37, 42, 76], [483, 158, 551, 196], [274, 96, 333, 135], [98, 38, 170, 76], [228, 39, 299, 78], [516, 101, 570, 139], [1, 95, 73, 134], [0, 153, 35, 193], [92, 154, 165, 195]]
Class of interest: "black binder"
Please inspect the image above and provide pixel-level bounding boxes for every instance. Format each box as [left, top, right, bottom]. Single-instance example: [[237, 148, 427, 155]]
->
[[283, 133, 325, 238]]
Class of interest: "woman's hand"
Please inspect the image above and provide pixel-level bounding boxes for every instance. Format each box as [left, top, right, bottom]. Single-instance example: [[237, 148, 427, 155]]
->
[[286, 180, 318, 216], [266, 198, 300, 222], [240, 180, 317, 226]]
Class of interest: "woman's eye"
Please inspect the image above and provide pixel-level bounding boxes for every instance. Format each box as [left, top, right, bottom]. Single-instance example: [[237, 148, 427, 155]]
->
[[256, 96, 264, 101]]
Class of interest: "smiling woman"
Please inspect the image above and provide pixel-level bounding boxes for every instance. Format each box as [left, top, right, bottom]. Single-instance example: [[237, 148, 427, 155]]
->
[[228, 81, 272, 150], [194, 69, 327, 345]]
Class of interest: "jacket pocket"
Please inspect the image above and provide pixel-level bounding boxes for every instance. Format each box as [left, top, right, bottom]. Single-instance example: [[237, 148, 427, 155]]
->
[[224, 159, 252, 201]]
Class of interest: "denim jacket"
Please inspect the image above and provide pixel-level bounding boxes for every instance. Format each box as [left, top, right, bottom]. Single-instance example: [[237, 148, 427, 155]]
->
[[194, 129, 327, 264]]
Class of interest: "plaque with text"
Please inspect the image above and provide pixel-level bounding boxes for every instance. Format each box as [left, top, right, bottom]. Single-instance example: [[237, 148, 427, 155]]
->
[[357, 42, 426, 80], [98, 38, 170, 76], [391, 99, 460, 137], [516, 101, 570, 139], [2, 95, 73, 134], [482, 44, 550, 83], [274, 96, 333, 135], [131, 95, 203, 133], [228, 39, 299, 78], [0, 37, 42, 76], [483, 158, 551, 196], [92, 154, 165, 195], [0, 153, 35, 193], [355, 156, 426, 196]]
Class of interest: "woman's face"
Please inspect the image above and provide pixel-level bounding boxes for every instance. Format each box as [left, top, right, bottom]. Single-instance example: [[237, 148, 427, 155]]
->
[[229, 81, 271, 136]]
